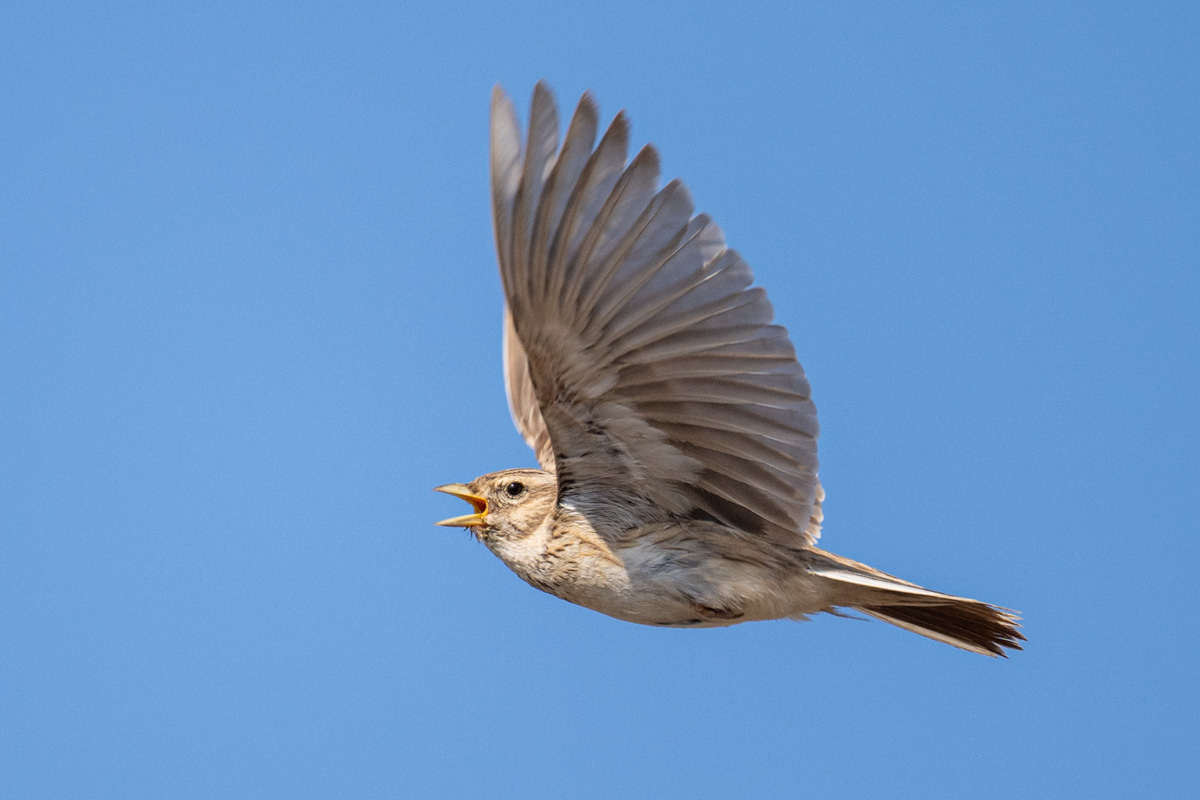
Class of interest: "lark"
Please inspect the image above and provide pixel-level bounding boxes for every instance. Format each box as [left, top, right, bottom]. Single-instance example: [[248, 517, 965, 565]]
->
[[436, 83, 1023, 656]]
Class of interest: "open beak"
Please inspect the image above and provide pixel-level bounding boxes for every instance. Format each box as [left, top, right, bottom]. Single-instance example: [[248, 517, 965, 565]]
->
[[433, 483, 488, 527]]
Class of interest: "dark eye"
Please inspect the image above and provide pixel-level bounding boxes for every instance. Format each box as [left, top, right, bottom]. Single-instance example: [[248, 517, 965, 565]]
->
[[504, 481, 526, 498]]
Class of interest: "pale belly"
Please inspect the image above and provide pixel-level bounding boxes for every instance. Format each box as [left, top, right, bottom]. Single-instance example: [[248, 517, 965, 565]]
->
[[542, 536, 832, 628], [487, 516, 833, 627]]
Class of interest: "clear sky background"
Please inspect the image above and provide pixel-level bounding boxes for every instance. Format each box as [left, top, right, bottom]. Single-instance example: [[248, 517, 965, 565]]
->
[[3, 2, 1197, 798]]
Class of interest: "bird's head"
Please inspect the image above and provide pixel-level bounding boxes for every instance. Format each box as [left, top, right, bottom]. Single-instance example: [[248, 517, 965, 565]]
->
[[434, 468, 556, 542]]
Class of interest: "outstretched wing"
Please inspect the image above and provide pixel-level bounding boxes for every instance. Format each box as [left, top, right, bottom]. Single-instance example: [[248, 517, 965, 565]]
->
[[492, 83, 823, 545]]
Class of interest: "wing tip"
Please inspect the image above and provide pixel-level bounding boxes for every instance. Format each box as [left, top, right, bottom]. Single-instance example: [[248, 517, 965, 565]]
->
[[531, 79, 556, 112], [576, 89, 599, 117], [490, 85, 521, 140], [631, 142, 662, 177], [605, 108, 631, 148]]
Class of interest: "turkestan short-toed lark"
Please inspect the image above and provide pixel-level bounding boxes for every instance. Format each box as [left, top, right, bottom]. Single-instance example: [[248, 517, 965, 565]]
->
[[436, 83, 1023, 656]]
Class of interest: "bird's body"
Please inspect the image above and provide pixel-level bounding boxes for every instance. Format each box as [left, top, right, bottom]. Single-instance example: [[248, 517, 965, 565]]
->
[[471, 469, 824, 627], [436, 83, 1024, 656]]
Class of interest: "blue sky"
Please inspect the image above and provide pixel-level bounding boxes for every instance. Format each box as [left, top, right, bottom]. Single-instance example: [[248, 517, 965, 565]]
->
[[2, 2, 1197, 797]]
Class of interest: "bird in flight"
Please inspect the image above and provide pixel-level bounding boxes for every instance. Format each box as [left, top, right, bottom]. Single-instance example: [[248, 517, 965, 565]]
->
[[436, 82, 1023, 656]]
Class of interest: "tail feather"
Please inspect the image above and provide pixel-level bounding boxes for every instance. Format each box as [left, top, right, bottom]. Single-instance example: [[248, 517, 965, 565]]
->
[[809, 551, 1025, 657], [859, 602, 1024, 658]]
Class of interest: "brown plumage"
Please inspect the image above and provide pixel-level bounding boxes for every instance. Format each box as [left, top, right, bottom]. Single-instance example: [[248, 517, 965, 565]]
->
[[435, 83, 1023, 657]]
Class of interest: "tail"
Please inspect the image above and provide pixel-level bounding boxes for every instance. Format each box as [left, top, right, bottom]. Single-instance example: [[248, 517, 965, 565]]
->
[[809, 550, 1025, 657]]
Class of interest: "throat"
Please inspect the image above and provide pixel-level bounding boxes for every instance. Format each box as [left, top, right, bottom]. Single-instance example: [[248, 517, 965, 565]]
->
[[488, 515, 623, 598]]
